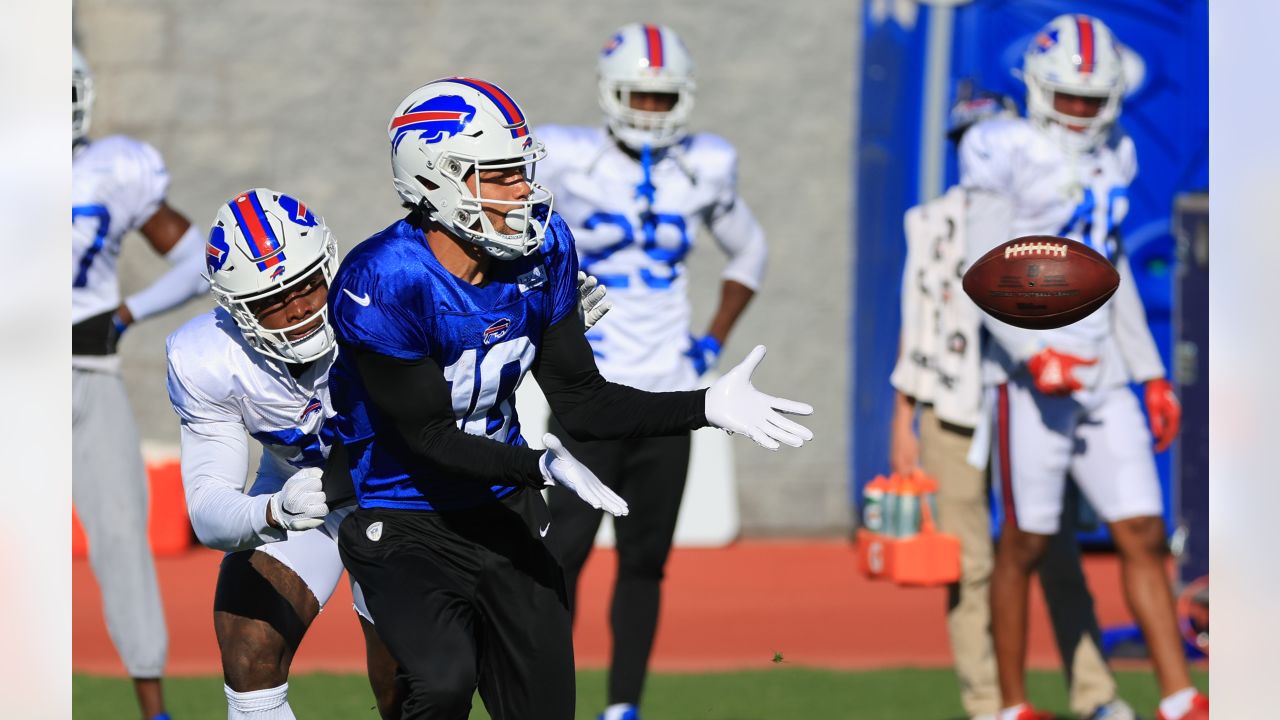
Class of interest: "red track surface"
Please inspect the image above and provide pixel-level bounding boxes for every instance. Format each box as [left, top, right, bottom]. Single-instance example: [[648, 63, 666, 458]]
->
[[74, 540, 1140, 676]]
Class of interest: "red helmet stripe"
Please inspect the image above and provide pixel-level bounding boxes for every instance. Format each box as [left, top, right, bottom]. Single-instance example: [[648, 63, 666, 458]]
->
[[644, 24, 665, 68], [1076, 16, 1095, 75]]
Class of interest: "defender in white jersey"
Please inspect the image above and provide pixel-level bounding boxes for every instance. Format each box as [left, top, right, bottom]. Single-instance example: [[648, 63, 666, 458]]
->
[[71, 46, 208, 720], [961, 16, 1206, 720], [535, 24, 767, 720], [166, 190, 401, 720]]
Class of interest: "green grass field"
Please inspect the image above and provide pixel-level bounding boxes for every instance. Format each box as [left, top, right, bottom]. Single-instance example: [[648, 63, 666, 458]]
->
[[74, 667, 1207, 719]]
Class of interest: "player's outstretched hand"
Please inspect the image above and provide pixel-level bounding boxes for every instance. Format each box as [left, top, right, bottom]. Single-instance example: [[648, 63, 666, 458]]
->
[[577, 271, 612, 330], [268, 467, 329, 531], [705, 345, 814, 451], [540, 433, 629, 517]]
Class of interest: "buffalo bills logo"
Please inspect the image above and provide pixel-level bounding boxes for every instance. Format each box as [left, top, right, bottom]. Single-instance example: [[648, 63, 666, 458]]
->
[[391, 95, 477, 151], [1032, 29, 1059, 53], [206, 225, 231, 273], [276, 194, 318, 227], [271, 265, 287, 280], [298, 397, 323, 423], [601, 32, 624, 56], [483, 318, 512, 345]]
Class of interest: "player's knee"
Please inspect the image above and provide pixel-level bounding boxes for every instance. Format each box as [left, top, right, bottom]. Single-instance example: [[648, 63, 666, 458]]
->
[[996, 529, 1052, 570], [1111, 515, 1168, 559], [616, 554, 667, 582], [220, 633, 290, 691], [405, 663, 475, 714], [373, 680, 406, 720]]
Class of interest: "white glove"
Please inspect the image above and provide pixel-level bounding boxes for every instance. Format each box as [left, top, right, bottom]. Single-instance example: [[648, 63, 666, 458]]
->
[[268, 467, 329, 531], [577, 271, 612, 330], [705, 345, 815, 451], [539, 433, 629, 517]]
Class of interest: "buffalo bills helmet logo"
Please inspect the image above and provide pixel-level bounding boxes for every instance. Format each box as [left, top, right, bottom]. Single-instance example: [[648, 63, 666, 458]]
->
[[1032, 29, 1059, 53], [601, 32, 624, 56], [390, 95, 477, 151], [207, 225, 231, 273], [276, 194, 318, 227], [483, 318, 512, 345]]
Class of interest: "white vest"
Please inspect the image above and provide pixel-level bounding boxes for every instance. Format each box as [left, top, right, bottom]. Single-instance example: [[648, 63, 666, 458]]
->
[[890, 187, 983, 429]]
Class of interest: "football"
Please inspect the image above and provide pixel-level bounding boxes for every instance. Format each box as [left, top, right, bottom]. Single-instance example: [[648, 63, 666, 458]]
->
[[961, 235, 1119, 330]]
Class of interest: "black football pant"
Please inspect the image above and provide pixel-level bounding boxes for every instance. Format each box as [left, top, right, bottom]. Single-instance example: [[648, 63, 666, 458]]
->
[[338, 490, 574, 720], [543, 416, 692, 707]]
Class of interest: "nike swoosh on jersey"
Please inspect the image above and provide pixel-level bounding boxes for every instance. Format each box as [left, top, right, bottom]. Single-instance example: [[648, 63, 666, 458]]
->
[[343, 288, 371, 306], [539, 522, 551, 537]]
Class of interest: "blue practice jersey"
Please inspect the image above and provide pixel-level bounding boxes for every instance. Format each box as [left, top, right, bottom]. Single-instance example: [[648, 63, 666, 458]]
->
[[328, 213, 580, 511]]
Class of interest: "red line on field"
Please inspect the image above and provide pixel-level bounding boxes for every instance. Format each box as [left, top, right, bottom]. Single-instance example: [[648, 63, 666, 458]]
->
[[74, 541, 1146, 676]]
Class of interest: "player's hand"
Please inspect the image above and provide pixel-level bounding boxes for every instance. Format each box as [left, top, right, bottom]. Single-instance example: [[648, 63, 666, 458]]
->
[[268, 467, 329, 531], [111, 304, 133, 340], [685, 334, 722, 376], [889, 416, 919, 477], [705, 345, 814, 451], [577, 271, 612, 330], [539, 434, 629, 517], [1026, 348, 1097, 395], [1144, 378, 1182, 453]]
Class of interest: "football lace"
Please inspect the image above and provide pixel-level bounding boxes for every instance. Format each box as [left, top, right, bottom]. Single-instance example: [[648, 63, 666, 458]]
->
[[1003, 241, 1068, 259]]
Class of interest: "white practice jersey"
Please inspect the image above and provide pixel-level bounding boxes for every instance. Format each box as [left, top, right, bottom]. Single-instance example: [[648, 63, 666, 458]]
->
[[537, 125, 766, 392], [72, 136, 170, 325], [959, 117, 1163, 394], [167, 308, 335, 552]]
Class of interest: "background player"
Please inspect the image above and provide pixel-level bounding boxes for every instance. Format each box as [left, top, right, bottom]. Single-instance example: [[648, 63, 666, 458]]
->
[[958, 15, 1205, 720], [166, 189, 404, 720], [72, 45, 209, 720], [534, 23, 767, 720], [890, 89, 1139, 720], [327, 77, 812, 720]]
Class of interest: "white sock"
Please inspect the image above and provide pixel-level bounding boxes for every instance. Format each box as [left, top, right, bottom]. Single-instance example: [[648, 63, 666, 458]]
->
[[226, 682, 296, 720], [997, 705, 1027, 720], [1158, 687, 1197, 720], [601, 703, 636, 720]]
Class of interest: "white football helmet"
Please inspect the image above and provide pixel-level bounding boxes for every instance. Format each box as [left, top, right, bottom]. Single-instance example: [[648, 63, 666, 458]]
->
[[597, 23, 696, 150], [73, 46, 94, 145], [1022, 14, 1126, 152], [206, 189, 338, 364], [389, 77, 553, 260]]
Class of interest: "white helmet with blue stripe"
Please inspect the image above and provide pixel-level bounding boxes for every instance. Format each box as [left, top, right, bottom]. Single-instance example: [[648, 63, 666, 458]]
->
[[389, 77, 554, 260], [597, 23, 696, 150], [1022, 14, 1127, 152], [207, 189, 339, 364]]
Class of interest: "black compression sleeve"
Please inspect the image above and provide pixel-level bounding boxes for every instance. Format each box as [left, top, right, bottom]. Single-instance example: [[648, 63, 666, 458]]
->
[[533, 311, 708, 441], [348, 345, 546, 488]]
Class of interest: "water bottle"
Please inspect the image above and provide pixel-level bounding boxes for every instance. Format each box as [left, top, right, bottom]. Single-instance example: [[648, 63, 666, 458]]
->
[[863, 476, 886, 533]]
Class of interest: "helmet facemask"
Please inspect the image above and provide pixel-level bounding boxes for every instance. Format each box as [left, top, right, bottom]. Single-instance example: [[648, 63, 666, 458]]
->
[[1025, 75, 1123, 153], [599, 79, 695, 150], [72, 48, 94, 145], [422, 145, 554, 260], [213, 244, 338, 365]]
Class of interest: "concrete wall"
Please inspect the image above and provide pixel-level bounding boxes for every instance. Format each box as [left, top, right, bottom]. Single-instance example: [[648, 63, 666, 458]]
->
[[75, 0, 859, 535]]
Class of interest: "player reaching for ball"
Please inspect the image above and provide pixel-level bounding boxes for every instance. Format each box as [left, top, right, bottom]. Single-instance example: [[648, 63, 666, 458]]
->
[[959, 15, 1205, 720]]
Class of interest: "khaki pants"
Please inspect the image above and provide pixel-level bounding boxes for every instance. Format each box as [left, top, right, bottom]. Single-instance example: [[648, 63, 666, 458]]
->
[[919, 406, 1116, 718]]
